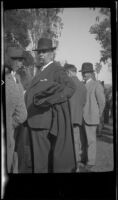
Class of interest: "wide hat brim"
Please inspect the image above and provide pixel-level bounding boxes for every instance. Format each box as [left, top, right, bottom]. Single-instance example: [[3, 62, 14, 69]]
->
[[32, 47, 56, 51], [7, 47, 24, 59], [32, 38, 56, 51], [79, 62, 94, 73], [79, 69, 94, 72]]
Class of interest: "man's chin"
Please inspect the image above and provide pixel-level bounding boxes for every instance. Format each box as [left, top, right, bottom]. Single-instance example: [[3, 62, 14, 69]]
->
[[36, 64, 43, 69], [36, 60, 43, 65]]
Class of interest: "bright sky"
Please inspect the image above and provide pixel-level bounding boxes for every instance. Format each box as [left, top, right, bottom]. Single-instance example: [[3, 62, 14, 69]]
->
[[55, 8, 112, 84]]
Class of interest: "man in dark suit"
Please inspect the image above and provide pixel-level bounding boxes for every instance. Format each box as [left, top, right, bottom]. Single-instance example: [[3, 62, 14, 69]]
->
[[64, 64, 87, 172], [22, 38, 76, 173]]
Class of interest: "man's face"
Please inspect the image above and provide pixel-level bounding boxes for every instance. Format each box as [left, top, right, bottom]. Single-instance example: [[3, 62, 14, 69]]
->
[[36, 49, 53, 68], [68, 70, 76, 77], [11, 59, 23, 71], [82, 72, 92, 82]]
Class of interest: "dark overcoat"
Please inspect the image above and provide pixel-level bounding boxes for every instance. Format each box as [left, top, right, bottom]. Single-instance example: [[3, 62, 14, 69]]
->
[[69, 76, 87, 126], [21, 61, 76, 172]]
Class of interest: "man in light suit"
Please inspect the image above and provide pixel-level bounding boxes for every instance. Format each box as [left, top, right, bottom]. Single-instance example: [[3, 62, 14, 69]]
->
[[64, 64, 87, 172], [79, 62, 105, 171], [5, 46, 27, 173]]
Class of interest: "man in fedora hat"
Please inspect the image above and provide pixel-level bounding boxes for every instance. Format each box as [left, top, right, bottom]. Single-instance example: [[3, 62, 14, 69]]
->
[[5, 46, 27, 173], [79, 62, 105, 171], [21, 37, 76, 173], [33, 38, 56, 72]]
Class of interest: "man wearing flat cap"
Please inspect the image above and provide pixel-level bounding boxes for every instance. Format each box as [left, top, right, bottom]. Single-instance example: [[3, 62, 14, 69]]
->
[[21, 38, 76, 173], [5, 46, 27, 173], [79, 62, 105, 171]]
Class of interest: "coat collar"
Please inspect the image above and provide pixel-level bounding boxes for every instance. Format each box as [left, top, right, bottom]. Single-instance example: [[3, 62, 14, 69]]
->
[[41, 61, 53, 72], [85, 79, 96, 89], [27, 61, 54, 91]]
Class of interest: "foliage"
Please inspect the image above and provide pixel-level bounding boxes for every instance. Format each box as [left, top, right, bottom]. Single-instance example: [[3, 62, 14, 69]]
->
[[95, 62, 102, 74], [89, 8, 111, 63], [4, 9, 64, 50], [4, 10, 31, 48]]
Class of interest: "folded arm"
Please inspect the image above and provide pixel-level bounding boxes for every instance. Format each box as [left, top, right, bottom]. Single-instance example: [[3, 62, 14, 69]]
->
[[34, 68, 76, 106]]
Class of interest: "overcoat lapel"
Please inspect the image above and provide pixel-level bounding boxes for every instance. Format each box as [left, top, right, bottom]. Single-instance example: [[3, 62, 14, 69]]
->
[[27, 63, 54, 94], [85, 79, 95, 90], [25, 62, 55, 105], [29, 62, 54, 90]]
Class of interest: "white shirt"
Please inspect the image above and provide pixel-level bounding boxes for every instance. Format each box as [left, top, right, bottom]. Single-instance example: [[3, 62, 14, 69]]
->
[[11, 71, 16, 83], [33, 61, 53, 77], [41, 61, 53, 71], [86, 78, 92, 84]]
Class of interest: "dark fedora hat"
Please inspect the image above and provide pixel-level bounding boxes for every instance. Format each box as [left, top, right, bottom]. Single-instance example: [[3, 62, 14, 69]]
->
[[33, 38, 56, 51], [7, 46, 25, 60], [79, 62, 94, 73]]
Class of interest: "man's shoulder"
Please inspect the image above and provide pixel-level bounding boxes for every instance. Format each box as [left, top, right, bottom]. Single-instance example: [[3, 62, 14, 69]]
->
[[73, 77, 85, 87], [6, 73, 14, 86], [72, 77, 86, 92], [87, 79, 97, 87], [94, 80, 103, 89], [51, 61, 65, 73], [52, 61, 62, 68]]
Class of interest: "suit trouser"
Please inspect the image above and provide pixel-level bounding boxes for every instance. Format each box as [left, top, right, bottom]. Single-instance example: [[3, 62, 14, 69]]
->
[[73, 125, 82, 165], [30, 128, 75, 173], [84, 124, 97, 166], [7, 130, 18, 173], [30, 129, 53, 173], [15, 125, 33, 173], [80, 123, 88, 164]]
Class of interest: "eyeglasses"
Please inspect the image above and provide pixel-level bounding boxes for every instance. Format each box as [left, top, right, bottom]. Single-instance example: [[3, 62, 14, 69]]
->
[[37, 49, 51, 54]]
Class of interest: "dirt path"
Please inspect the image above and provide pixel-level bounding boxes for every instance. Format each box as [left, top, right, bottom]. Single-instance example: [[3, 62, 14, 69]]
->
[[92, 123, 113, 172]]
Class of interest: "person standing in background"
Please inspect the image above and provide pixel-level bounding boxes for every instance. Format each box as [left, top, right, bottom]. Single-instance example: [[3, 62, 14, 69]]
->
[[64, 63, 87, 172], [5, 46, 27, 173], [79, 62, 105, 171]]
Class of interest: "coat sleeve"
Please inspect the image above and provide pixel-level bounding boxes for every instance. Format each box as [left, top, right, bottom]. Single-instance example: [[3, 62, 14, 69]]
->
[[42, 68, 76, 106], [33, 67, 76, 106], [49, 69, 76, 104], [95, 82, 106, 117]]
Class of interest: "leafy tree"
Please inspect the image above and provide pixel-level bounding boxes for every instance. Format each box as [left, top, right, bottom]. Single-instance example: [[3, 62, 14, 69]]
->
[[89, 8, 111, 64], [95, 62, 102, 80], [4, 9, 31, 48], [4, 9, 64, 86], [4, 9, 64, 50]]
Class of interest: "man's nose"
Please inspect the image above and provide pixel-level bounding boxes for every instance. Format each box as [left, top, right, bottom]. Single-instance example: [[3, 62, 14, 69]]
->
[[39, 52, 44, 56]]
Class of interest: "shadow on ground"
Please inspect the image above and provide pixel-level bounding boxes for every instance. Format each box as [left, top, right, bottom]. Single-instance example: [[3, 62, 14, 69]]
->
[[97, 127, 113, 144]]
